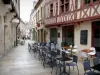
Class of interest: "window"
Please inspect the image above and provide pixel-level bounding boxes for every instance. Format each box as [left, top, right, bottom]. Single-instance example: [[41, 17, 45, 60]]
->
[[65, 0, 69, 11], [75, 0, 78, 9], [50, 4, 53, 17], [84, 0, 91, 4], [60, 0, 69, 13], [84, 0, 99, 4], [60, 0, 64, 13]]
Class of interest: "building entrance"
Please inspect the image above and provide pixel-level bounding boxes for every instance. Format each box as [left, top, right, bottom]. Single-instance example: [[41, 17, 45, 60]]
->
[[92, 21, 100, 52], [50, 28, 57, 43], [62, 25, 74, 46]]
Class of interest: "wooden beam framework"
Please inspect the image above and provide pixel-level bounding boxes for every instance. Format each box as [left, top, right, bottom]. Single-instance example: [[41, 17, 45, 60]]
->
[[44, 2, 100, 27]]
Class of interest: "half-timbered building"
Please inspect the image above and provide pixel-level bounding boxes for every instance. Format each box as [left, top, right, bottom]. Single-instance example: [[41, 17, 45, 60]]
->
[[32, 0, 100, 53]]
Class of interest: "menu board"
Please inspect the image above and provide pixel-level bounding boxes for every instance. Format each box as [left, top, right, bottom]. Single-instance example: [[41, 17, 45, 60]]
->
[[80, 30, 88, 45]]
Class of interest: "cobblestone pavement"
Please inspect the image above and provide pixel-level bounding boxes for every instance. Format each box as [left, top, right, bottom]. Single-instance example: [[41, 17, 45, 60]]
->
[[0, 40, 85, 75]]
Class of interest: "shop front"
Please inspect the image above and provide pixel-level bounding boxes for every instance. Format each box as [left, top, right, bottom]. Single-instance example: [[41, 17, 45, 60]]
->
[[62, 25, 74, 46]]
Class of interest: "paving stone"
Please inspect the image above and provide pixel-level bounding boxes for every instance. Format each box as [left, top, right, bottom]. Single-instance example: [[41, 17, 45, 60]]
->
[[0, 40, 85, 75]]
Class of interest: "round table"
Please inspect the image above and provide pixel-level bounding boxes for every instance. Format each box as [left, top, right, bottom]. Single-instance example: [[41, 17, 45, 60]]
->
[[63, 46, 77, 56], [56, 56, 72, 75], [81, 49, 93, 60], [81, 49, 93, 53]]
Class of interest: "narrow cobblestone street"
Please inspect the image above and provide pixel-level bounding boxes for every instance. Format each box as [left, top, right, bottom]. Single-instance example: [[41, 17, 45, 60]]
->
[[0, 40, 52, 75], [0, 40, 85, 75]]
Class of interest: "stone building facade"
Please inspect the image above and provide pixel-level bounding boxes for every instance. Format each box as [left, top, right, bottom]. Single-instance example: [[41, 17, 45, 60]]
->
[[19, 20, 26, 39], [0, 0, 20, 57]]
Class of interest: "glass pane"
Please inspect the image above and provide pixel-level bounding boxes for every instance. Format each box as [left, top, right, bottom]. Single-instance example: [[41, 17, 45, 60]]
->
[[65, 0, 69, 2], [60, 0, 64, 4], [65, 3, 69, 11], [93, 0, 98, 2], [61, 5, 64, 12], [50, 4, 53, 9], [84, 0, 90, 4]]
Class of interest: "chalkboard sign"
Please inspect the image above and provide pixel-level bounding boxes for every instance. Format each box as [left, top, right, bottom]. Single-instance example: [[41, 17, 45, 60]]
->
[[80, 30, 88, 44]]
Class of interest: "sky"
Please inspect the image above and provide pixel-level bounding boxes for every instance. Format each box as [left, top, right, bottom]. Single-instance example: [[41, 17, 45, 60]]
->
[[20, 0, 37, 22]]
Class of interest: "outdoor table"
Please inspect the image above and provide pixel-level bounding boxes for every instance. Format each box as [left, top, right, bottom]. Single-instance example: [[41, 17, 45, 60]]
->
[[56, 56, 72, 75], [81, 49, 93, 56], [81, 49, 93, 53], [63, 46, 76, 57], [91, 64, 100, 72], [63, 46, 70, 50], [81, 49, 93, 60]]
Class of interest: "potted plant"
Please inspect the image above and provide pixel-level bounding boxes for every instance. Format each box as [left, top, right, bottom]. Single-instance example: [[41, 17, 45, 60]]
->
[[61, 42, 64, 47], [61, 42, 68, 47], [69, 42, 74, 46]]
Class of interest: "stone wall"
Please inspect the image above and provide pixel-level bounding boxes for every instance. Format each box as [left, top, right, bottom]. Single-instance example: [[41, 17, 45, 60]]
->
[[0, 1, 19, 57], [0, 16, 4, 56]]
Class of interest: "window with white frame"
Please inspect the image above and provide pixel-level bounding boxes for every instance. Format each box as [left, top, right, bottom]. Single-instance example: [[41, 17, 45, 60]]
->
[[50, 4, 53, 17], [60, 0, 69, 13]]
